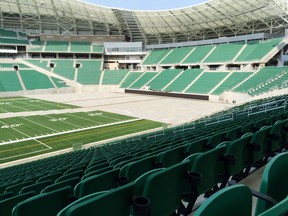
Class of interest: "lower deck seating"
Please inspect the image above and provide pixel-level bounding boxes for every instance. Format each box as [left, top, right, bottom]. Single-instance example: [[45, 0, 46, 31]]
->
[[128, 72, 157, 90], [185, 72, 228, 94], [19, 70, 54, 90], [102, 69, 129, 85], [0, 71, 23, 92], [120, 72, 143, 88], [76, 60, 102, 85], [0, 95, 288, 215]]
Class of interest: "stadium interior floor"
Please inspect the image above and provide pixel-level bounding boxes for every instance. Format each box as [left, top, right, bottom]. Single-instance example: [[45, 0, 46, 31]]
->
[[25, 92, 234, 125]]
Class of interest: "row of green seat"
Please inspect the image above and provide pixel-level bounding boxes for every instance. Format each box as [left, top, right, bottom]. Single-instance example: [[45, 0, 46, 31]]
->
[[234, 66, 288, 92], [28, 41, 104, 53], [0, 29, 27, 38], [142, 38, 283, 65], [0, 95, 287, 215]]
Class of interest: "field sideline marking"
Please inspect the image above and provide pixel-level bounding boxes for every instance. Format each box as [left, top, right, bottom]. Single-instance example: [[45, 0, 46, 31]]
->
[[19, 116, 59, 133], [0, 120, 52, 150], [0, 149, 50, 161], [24, 97, 75, 109], [0, 118, 142, 146]]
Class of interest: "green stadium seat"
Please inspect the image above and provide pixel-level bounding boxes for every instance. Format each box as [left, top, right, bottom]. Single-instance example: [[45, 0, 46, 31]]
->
[[0, 192, 13, 201], [194, 184, 252, 216], [102, 69, 129, 85], [37, 172, 62, 183], [255, 152, 288, 215], [52, 60, 75, 80], [204, 43, 244, 63], [19, 180, 52, 195], [212, 72, 252, 95], [0, 71, 23, 92], [56, 171, 83, 183], [235, 38, 282, 62], [185, 72, 228, 94], [19, 70, 54, 90], [164, 69, 203, 92], [156, 144, 188, 167], [160, 47, 193, 65], [4, 181, 33, 195], [57, 182, 135, 216], [129, 72, 157, 89], [119, 155, 158, 183], [182, 144, 229, 214], [258, 196, 288, 216], [142, 49, 170, 65], [45, 41, 69, 52], [120, 72, 142, 88], [76, 60, 102, 85], [74, 169, 120, 198], [92, 45, 104, 53], [146, 69, 182, 91], [70, 42, 91, 53], [182, 45, 214, 64], [140, 160, 189, 216], [12, 186, 71, 216], [0, 191, 35, 216], [42, 177, 80, 195]]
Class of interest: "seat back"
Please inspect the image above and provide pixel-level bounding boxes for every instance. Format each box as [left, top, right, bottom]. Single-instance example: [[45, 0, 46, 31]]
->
[[255, 152, 288, 215], [258, 196, 288, 216], [142, 160, 189, 216], [74, 169, 120, 198], [12, 186, 71, 216], [120, 155, 157, 182], [19, 180, 52, 195], [194, 184, 252, 216], [42, 177, 80, 195], [0, 191, 35, 216], [58, 182, 135, 216], [156, 144, 188, 167], [225, 134, 253, 176]]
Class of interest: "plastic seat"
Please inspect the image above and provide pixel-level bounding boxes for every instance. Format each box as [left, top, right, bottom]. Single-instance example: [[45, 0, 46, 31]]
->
[[255, 152, 288, 215], [156, 144, 188, 167], [182, 144, 229, 214], [194, 184, 252, 216], [0, 192, 13, 201], [74, 169, 121, 198], [37, 172, 62, 183], [19, 180, 52, 194], [42, 177, 80, 194], [140, 160, 189, 216], [57, 182, 135, 216], [258, 196, 288, 216], [12, 186, 71, 216], [4, 181, 33, 195], [56, 171, 83, 183], [0, 191, 35, 216], [225, 133, 253, 180], [119, 155, 158, 183]]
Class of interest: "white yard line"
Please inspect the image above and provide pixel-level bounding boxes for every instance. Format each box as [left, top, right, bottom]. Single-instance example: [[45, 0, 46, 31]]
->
[[19, 116, 59, 133], [43, 114, 84, 128], [0, 120, 52, 149], [0, 118, 142, 146], [65, 112, 103, 125]]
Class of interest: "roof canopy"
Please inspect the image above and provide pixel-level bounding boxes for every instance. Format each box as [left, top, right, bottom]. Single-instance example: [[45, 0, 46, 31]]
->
[[0, 0, 287, 44]]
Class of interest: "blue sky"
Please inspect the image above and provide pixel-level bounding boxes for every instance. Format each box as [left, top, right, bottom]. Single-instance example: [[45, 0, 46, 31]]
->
[[83, 0, 208, 10]]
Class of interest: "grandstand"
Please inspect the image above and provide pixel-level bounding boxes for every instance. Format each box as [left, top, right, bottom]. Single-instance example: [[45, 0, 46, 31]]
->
[[0, 0, 288, 215]]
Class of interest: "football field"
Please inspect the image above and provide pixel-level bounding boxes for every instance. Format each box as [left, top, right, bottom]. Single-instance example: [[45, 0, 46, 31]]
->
[[0, 110, 164, 164], [0, 97, 77, 113]]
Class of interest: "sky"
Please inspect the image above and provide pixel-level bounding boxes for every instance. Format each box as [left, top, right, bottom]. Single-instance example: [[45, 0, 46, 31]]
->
[[83, 0, 208, 10]]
